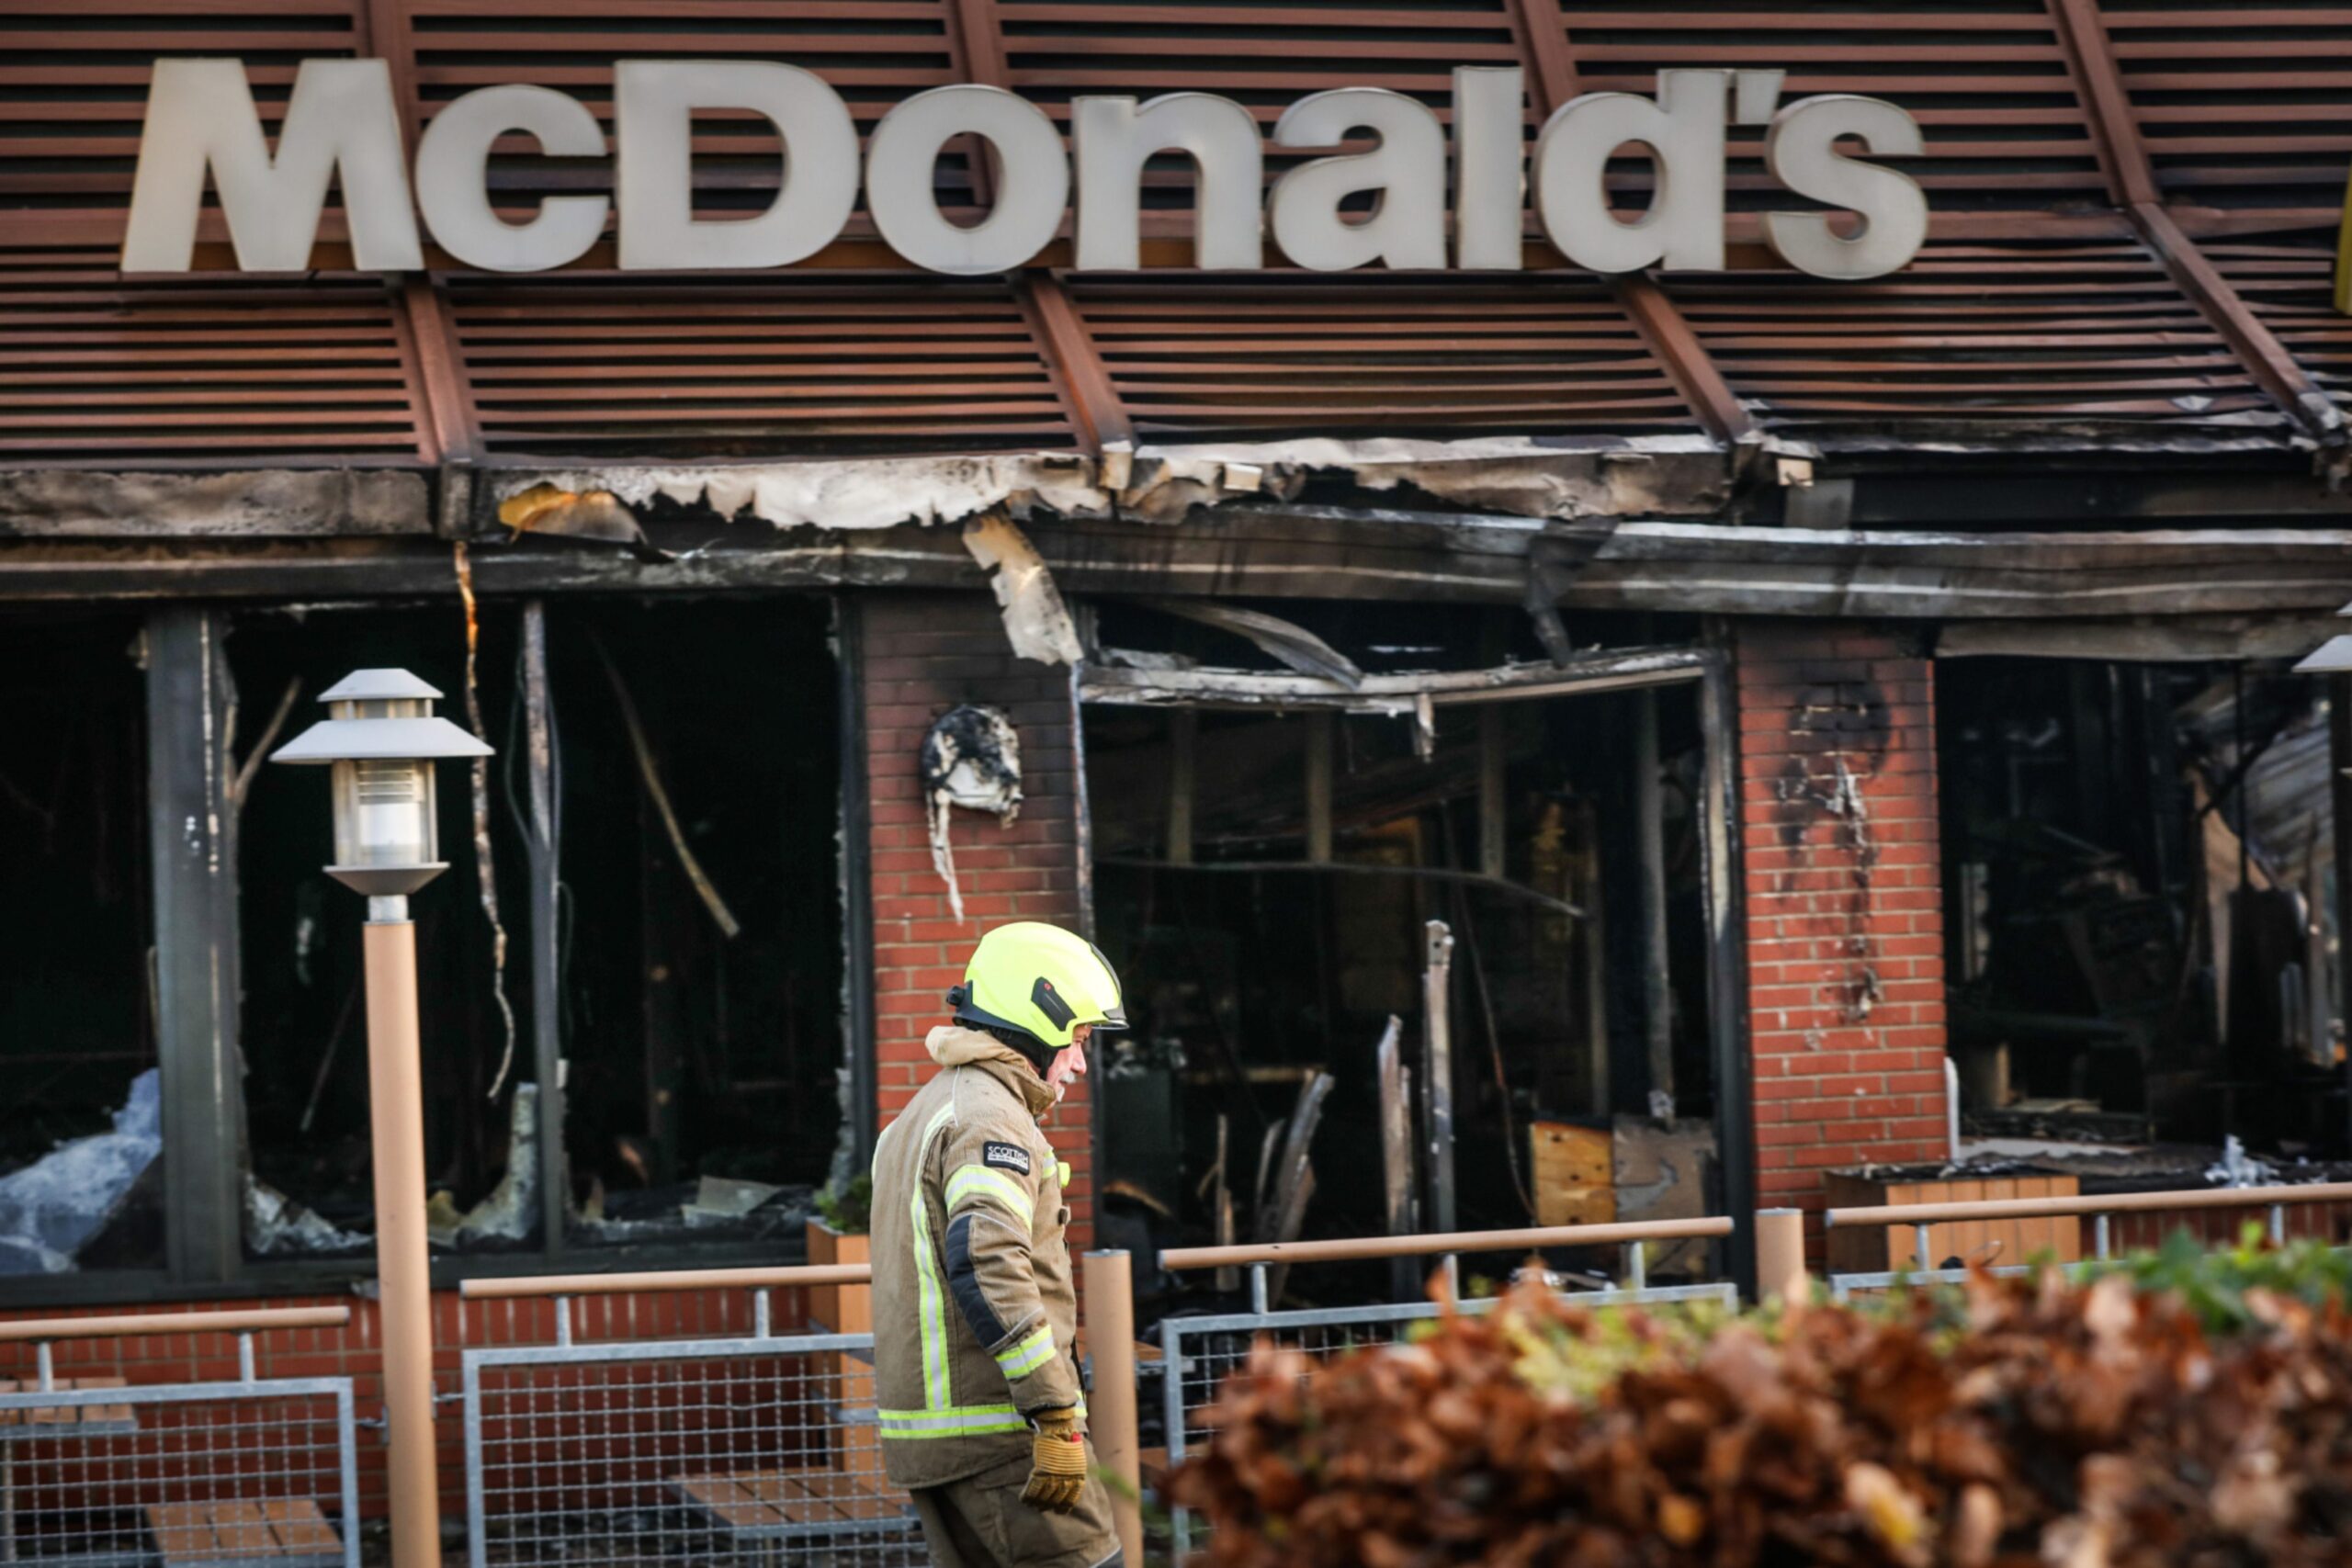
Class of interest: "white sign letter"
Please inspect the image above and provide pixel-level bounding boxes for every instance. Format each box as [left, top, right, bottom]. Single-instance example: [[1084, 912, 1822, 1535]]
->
[[416, 85, 607, 273], [616, 62, 857, 271], [1268, 88, 1446, 271], [122, 59, 421, 273], [1763, 95, 1927, 280], [868, 86, 1069, 275], [1453, 67, 1524, 271], [1072, 93, 1261, 271], [1533, 69, 1727, 274]]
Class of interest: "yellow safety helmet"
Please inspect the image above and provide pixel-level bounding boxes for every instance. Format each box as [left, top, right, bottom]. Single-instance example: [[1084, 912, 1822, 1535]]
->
[[947, 921, 1127, 1055]]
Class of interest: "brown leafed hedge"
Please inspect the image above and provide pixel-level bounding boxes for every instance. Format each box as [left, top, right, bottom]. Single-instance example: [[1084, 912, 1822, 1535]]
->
[[1168, 1260, 2352, 1567]]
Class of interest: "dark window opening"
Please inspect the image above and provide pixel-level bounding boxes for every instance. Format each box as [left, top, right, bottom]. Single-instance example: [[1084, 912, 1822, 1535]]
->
[[232, 596, 843, 1265], [1938, 656, 2345, 1164], [1082, 601, 1718, 1308], [0, 613, 158, 1278]]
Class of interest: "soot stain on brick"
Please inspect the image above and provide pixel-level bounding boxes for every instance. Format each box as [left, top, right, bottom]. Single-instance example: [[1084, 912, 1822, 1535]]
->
[[1770, 672, 1893, 1032]]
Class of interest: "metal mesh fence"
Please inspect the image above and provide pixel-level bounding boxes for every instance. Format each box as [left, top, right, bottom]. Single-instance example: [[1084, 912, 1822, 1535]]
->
[[463, 1329, 923, 1568], [0, 1378, 359, 1568]]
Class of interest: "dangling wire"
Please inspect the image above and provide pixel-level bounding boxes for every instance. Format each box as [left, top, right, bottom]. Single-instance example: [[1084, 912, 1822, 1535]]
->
[[453, 541, 519, 1099]]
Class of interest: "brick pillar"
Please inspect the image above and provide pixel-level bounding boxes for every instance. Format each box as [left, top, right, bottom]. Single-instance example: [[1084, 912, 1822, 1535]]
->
[[1736, 622, 1948, 1258], [861, 592, 1093, 1250]]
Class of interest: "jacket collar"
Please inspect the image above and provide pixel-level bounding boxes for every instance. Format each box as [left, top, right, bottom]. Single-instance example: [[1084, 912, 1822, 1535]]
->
[[925, 1025, 1057, 1119]]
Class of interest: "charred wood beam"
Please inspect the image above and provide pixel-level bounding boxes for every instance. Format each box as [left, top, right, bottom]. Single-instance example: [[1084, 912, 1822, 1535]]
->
[[0, 469, 431, 538], [1134, 597, 1363, 687], [1080, 645, 1708, 712], [1697, 618, 1755, 1297], [17, 513, 2352, 619], [1524, 526, 1611, 667], [1305, 711, 1334, 864], [521, 599, 568, 1260], [146, 607, 244, 1287]]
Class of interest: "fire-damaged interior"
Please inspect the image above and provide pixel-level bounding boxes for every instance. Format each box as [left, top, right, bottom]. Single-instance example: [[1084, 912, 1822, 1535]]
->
[[1080, 600, 1727, 1303], [1937, 654, 2346, 1174], [0, 614, 160, 1276], [0, 594, 848, 1283], [232, 597, 844, 1262]]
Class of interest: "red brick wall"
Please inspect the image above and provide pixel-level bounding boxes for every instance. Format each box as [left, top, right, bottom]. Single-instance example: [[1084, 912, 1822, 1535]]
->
[[1736, 622, 1950, 1259], [861, 592, 1094, 1252], [0, 1284, 805, 1521]]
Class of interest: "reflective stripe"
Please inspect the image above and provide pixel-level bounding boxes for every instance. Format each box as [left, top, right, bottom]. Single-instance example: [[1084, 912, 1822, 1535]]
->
[[994, 1325, 1056, 1379], [945, 1163, 1035, 1228], [878, 1404, 1029, 1439], [910, 1104, 957, 1411], [1057, 1160, 1072, 1189]]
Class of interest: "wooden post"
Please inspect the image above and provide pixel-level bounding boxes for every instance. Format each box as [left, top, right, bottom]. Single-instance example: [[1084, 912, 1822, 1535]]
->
[[146, 608, 243, 1286], [1422, 921, 1457, 1236], [521, 601, 567, 1257], [2332, 675, 2352, 1150], [1081, 1251, 1144, 1567], [1374, 1015, 1416, 1298], [1634, 687, 1674, 1112], [1478, 706, 1507, 880], [1578, 798, 1610, 1117], [1305, 712, 1333, 863], [1754, 1208, 1808, 1308], [1168, 710, 1196, 866]]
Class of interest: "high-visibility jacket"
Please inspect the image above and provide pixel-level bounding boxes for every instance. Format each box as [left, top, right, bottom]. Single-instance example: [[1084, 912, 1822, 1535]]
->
[[868, 1025, 1085, 1490]]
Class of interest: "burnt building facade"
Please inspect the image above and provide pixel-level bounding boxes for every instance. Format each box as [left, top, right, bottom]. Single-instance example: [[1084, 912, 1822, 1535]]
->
[[5, 0, 2352, 1360]]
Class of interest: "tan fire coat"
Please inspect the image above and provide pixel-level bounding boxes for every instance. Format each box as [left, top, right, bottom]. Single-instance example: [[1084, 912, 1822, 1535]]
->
[[868, 1025, 1084, 1490]]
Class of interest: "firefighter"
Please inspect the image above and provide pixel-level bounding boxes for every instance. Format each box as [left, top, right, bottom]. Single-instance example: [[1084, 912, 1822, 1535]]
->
[[869, 921, 1126, 1568]]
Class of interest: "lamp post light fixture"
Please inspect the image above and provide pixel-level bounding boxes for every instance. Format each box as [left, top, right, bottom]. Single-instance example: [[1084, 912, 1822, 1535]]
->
[[2296, 636, 2352, 677], [273, 670, 492, 1568]]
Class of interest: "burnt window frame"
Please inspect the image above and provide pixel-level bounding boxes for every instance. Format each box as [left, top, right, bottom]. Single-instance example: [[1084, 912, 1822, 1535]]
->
[[0, 593, 870, 1310]]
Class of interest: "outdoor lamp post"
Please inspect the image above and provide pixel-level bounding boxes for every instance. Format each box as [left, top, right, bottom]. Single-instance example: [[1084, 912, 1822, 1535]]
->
[[274, 671, 492, 1568]]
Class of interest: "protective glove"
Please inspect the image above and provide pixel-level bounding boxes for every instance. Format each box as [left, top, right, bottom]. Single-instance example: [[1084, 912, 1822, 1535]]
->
[[1020, 1407, 1089, 1513]]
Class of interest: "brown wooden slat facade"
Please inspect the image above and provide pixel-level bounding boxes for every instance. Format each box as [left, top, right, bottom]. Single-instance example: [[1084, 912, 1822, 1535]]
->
[[0, 1, 2348, 466], [1675, 240, 2276, 437]]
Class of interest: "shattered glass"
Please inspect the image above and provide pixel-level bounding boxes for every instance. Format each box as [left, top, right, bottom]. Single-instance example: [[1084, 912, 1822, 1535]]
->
[[0, 1068, 162, 1274]]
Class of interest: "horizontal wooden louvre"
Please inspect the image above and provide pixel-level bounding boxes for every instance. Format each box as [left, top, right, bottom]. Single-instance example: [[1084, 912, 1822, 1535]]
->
[[2206, 234, 2352, 417], [2100, 2, 2352, 218], [0, 249, 427, 462], [997, 2, 1518, 127], [446, 273, 1080, 457], [396, 0, 969, 227], [1068, 275, 1703, 439], [1553, 3, 2100, 214], [1670, 242, 2275, 437], [996, 0, 1522, 228], [0, 0, 364, 244]]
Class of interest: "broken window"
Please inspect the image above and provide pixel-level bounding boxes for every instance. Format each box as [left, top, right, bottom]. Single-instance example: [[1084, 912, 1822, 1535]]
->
[[1080, 601, 1722, 1296], [1938, 655, 2344, 1167], [0, 613, 163, 1277], [232, 596, 843, 1265]]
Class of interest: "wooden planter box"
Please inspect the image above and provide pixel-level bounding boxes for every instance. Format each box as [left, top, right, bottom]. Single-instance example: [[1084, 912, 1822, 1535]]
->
[[808, 1219, 871, 1334], [1824, 1170, 2083, 1276]]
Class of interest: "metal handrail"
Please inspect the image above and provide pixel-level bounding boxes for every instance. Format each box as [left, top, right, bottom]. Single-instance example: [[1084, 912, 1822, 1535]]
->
[[1826, 1180, 2352, 1230], [460, 1263, 870, 1300], [1159, 1217, 1733, 1272], [0, 1306, 350, 1344]]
